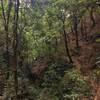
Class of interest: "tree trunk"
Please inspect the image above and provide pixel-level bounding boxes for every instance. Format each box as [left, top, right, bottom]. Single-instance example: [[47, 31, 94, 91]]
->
[[80, 18, 85, 39], [13, 0, 20, 98], [62, 21, 73, 63], [90, 7, 95, 27], [1, 0, 12, 79], [73, 15, 79, 48]]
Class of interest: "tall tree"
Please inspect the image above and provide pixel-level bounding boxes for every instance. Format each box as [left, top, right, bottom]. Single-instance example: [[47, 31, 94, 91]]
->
[[62, 16, 73, 63], [12, 0, 20, 98], [1, 0, 12, 79]]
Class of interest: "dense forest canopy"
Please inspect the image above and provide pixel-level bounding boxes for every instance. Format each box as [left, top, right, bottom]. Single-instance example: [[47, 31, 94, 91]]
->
[[0, 0, 100, 100]]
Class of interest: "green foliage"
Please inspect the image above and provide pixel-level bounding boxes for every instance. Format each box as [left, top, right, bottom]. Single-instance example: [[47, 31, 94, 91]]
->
[[39, 61, 91, 99], [92, 68, 100, 80], [62, 69, 91, 98], [0, 0, 99, 99]]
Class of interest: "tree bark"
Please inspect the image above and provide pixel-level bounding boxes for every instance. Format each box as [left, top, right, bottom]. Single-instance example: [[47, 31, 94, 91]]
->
[[73, 15, 79, 49], [90, 7, 95, 27], [80, 18, 85, 39], [13, 0, 20, 98], [62, 20, 73, 63], [1, 0, 12, 79]]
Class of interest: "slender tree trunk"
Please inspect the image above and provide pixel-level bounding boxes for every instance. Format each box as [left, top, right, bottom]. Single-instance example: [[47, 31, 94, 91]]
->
[[83, 18, 88, 39], [90, 7, 95, 27], [71, 25, 74, 35], [80, 18, 84, 39], [62, 21, 73, 63], [13, 0, 20, 98], [73, 15, 79, 49], [1, 0, 12, 79]]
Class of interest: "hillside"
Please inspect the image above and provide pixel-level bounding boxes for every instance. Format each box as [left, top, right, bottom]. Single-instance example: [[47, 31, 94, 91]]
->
[[0, 0, 100, 100]]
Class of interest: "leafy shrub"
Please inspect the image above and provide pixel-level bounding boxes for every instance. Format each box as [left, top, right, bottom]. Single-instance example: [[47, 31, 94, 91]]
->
[[40, 59, 72, 88], [38, 60, 91, 100], [61, 69, 92, 99]]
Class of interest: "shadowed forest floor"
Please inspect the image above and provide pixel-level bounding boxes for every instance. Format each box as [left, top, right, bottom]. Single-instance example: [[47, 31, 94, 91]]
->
[[71, 22, 100, 100]]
